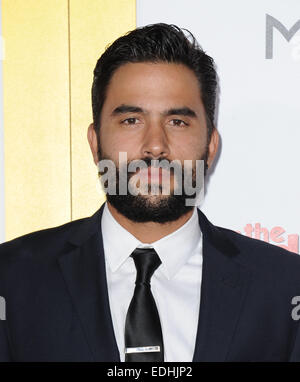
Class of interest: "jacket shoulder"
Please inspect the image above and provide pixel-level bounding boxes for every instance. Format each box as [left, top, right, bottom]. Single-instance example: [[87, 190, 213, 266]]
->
[[0, 216, 88, 264], [215, 224, 300, 277]]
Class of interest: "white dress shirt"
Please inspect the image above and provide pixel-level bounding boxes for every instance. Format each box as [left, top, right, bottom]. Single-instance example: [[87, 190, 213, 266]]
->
[[101, 202, 203, 362]]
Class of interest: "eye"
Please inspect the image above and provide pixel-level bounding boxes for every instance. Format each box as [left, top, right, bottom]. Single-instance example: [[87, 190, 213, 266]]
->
[[121, 117, 140, 125], [169, 119, 188, 127]]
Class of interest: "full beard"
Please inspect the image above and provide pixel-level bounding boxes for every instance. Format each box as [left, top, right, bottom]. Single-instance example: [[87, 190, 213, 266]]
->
[[98, 151, 208, 224]]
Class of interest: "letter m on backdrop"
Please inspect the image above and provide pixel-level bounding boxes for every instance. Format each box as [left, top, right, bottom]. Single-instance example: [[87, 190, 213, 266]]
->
[[266, 14, 300, 59]]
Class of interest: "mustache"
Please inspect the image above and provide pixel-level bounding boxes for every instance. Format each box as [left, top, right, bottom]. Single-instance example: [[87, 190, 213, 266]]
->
[[97, 154, 206, 179], [99, 157, 179, 177]]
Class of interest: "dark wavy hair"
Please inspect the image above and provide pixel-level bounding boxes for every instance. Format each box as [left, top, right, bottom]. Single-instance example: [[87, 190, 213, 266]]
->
[[92, 23, 217, 156]]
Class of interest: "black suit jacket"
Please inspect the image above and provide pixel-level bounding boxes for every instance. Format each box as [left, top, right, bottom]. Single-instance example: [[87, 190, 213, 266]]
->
[[1, 203, 300, 362]]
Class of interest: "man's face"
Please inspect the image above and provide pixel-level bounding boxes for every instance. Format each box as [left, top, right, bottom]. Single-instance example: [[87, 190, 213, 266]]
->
[[88, 62, 218, 222]]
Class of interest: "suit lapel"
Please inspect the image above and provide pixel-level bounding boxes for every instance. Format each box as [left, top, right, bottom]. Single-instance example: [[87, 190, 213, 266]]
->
[[58, 203, 120, 361], [192, 209, 253, 361]]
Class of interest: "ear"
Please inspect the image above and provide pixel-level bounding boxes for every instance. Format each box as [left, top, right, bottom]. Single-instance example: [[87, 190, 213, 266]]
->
[[87, 123, 99, 165], [206, 128, 219, 169]]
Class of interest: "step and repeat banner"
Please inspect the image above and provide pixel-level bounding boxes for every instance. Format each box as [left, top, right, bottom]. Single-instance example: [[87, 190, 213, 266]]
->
[[0, 0, 135, 241], [1, 0, 300, 255], [137, 0, 300, 254]]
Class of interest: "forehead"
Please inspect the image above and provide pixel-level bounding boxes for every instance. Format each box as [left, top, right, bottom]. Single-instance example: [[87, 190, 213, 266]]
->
[[102, 62, 204, 113]]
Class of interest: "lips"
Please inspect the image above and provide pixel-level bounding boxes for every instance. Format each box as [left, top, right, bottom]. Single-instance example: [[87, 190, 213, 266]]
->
[[138, 167, 169, 183]]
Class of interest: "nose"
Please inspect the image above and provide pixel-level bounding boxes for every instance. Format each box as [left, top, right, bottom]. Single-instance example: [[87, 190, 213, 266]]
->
[[141, 120, 170, 159]]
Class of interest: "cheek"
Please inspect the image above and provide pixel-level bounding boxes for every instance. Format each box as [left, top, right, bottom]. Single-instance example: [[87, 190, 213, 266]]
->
[[100, 128, 140, 159], [170, 135, 207, 160], [190, 129, 208, 157]]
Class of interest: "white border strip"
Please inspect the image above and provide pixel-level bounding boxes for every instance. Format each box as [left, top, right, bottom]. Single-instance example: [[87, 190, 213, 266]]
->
[[0, 0, 5, 243]]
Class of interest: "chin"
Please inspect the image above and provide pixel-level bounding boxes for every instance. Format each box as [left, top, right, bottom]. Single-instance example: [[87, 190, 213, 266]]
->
[[106, 193, 193, 224]]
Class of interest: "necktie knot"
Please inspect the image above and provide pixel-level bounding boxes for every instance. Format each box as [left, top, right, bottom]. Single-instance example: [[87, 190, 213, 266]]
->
[[130, 248, 161, 286]]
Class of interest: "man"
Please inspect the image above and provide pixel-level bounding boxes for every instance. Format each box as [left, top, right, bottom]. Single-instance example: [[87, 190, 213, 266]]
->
[[1, 23, 300, 362]]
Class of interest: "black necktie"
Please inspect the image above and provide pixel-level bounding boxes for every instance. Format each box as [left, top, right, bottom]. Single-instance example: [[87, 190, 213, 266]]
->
[[124, 248, 164, 362]]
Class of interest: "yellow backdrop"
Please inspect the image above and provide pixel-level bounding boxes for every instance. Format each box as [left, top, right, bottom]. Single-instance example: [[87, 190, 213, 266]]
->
[[2, 0, 136, 240]]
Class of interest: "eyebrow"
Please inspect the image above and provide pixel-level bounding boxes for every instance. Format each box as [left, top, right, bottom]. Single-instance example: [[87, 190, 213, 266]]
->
[[162, 107, 197, 118], [111, 105, 144, 115], [111, 104, 197, 118]]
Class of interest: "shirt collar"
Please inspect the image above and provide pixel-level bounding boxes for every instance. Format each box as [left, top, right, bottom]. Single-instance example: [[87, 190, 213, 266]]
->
[[101, 202, 202, 280]]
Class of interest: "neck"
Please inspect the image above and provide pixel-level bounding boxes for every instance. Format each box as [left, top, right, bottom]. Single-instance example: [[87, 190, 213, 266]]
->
[[106, 202, 194, 243]]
